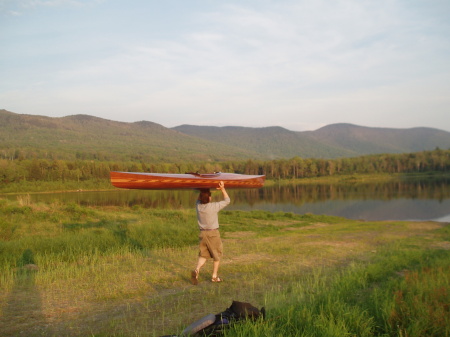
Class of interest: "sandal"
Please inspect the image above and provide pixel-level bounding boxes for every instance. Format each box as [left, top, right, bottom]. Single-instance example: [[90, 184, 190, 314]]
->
[[191, 269, 199, 285], [211, 276, 223, 283]]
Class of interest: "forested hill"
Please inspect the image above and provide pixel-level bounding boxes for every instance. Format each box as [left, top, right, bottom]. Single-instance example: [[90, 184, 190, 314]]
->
[[2, 109, 450, 162], [171, 125, 356, 159], [0, 110, 260, 162], [173, 123, 450, 158], [305, 124, 450, 155]]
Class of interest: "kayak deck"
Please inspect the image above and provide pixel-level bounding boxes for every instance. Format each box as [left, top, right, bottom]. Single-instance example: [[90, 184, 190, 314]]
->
[[110, 171, 265, 190]]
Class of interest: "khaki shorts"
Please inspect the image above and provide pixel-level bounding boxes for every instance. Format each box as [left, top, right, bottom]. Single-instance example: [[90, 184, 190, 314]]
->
[[198, 229, 223, 261]]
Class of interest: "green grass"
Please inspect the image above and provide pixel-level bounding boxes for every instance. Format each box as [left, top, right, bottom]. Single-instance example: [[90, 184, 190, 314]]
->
[[0, 197, 448, 336], [0, 179, 113, 193], [223, 246, 449, 337]]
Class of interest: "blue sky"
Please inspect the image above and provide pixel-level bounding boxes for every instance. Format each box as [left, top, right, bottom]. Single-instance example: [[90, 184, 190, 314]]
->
[[1, 0, 449, 131]]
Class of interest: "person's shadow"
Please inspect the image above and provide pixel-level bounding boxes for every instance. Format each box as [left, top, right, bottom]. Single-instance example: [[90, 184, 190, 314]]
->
[[0, 249, 52, 336]]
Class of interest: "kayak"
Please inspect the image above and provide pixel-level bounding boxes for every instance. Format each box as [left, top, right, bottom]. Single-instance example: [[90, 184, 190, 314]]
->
[[110, 171, 265, 190]]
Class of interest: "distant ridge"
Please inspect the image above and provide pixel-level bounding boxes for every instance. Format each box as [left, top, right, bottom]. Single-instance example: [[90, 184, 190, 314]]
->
[[172, 125, 356, 159], [1, 109, 450, 162], [302, 123, 450, 155], [0, 109, 260, 162], [173, 123, 450, 158]]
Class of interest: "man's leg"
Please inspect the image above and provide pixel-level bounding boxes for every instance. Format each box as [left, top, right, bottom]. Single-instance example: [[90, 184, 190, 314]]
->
[[191, 256, 207, 285], [196, 256, 207, 272], [212, 260, 220, 279]]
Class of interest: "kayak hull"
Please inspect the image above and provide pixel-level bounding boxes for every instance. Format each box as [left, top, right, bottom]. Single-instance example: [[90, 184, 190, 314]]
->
[[110, 171, 265, 190]]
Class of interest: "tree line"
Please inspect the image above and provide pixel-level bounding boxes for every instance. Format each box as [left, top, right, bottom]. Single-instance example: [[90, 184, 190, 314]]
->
[[0, 149, 449, 185]]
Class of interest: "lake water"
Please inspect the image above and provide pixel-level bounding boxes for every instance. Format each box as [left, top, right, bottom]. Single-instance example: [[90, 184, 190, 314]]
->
[[5, 179, 450, 222]]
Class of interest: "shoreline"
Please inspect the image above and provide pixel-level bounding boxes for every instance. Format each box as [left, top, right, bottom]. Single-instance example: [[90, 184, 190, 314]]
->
[[1, 172, 449, 195]]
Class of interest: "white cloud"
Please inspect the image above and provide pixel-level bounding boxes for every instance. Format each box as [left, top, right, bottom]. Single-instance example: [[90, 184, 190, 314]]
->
[[0, 0, 104, 16], [1, 0, 449, 131]]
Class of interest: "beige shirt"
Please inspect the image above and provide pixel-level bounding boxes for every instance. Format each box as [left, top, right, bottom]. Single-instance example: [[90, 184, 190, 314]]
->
[[196, 197, 230, 230]]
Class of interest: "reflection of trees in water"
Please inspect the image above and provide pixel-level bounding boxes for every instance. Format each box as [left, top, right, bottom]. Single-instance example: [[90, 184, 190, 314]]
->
[[74, 190, 197, 208], [12, 178, 450, 208], [121, 190, 197, 208], [233, 180, 450, 206], [85, 180, 450, 207], [0, 250, 51, 337]]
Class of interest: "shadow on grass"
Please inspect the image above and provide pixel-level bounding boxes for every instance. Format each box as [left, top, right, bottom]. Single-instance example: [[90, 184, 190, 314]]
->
[[63, 219, 144, 250], [0, 249, 54, 337]]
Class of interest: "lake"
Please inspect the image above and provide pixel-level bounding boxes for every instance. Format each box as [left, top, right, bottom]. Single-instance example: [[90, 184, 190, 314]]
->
[[5, 178, 450, 222]]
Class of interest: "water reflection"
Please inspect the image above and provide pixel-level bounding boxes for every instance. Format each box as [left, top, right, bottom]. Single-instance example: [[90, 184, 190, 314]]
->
[[3, 179, 450, 222], [229, 180, 450, 221]]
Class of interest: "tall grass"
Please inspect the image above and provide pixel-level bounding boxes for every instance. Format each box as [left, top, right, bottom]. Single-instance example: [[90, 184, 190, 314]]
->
[[223, 243, 450, 337], [0, 198, 313, 290], [0, 197, 448, 336], [0, 198, 198, 292]]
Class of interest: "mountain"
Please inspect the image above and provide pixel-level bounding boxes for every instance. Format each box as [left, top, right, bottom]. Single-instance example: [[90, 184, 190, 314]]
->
[[171, 125, 356, 159], [0, 110, 261, 162], [173, 123, 450, 158], [304, 123, 450, 155], [1, 109, 450, 162]]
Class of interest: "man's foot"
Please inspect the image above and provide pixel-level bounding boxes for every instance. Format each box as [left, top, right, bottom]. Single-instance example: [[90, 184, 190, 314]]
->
[[191, 269, 199, 285], [211, 276, 223, 283]]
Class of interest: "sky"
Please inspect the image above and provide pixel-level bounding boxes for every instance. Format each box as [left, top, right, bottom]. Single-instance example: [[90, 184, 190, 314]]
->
[[1, 0, 450, 132]]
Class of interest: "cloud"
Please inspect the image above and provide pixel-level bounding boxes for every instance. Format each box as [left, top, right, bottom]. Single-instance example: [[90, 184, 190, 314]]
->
[[1, 0, 449, 131], [0, 0, 102, 15]]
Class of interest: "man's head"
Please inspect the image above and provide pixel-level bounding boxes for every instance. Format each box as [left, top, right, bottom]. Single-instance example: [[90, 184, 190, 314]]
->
[[199, 189, 211, 204]]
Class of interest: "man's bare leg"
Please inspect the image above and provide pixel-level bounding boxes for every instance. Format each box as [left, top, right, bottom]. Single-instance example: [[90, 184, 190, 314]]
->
[[212, 260, 221, 281], [191, 257, 207, 285], [196, 256, 207, 272]]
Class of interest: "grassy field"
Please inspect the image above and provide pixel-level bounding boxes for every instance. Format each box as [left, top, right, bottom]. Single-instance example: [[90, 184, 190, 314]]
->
[[0, 197, 449, 336]]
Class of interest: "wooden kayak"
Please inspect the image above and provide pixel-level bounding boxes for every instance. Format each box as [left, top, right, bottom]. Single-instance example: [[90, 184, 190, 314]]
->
[[110, 171, 265, 190]]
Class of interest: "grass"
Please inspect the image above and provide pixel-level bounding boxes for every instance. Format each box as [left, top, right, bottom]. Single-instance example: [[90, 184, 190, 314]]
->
[[0, 197, 448, 336], [225, 244, 449, 337], [0, 179, 114, 194]]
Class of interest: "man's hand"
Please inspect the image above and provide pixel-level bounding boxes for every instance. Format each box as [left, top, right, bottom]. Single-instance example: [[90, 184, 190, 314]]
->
[[217, 181, 229, 200], [217, 181, 225, 190]]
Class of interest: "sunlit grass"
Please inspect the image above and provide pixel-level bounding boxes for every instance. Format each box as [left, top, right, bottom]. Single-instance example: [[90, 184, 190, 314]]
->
[[0, 197, 448, 336], [223, 246, 449, 337]]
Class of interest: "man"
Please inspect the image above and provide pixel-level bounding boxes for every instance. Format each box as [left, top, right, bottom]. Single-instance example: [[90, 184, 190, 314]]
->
[[191, 181, 230, 285]]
